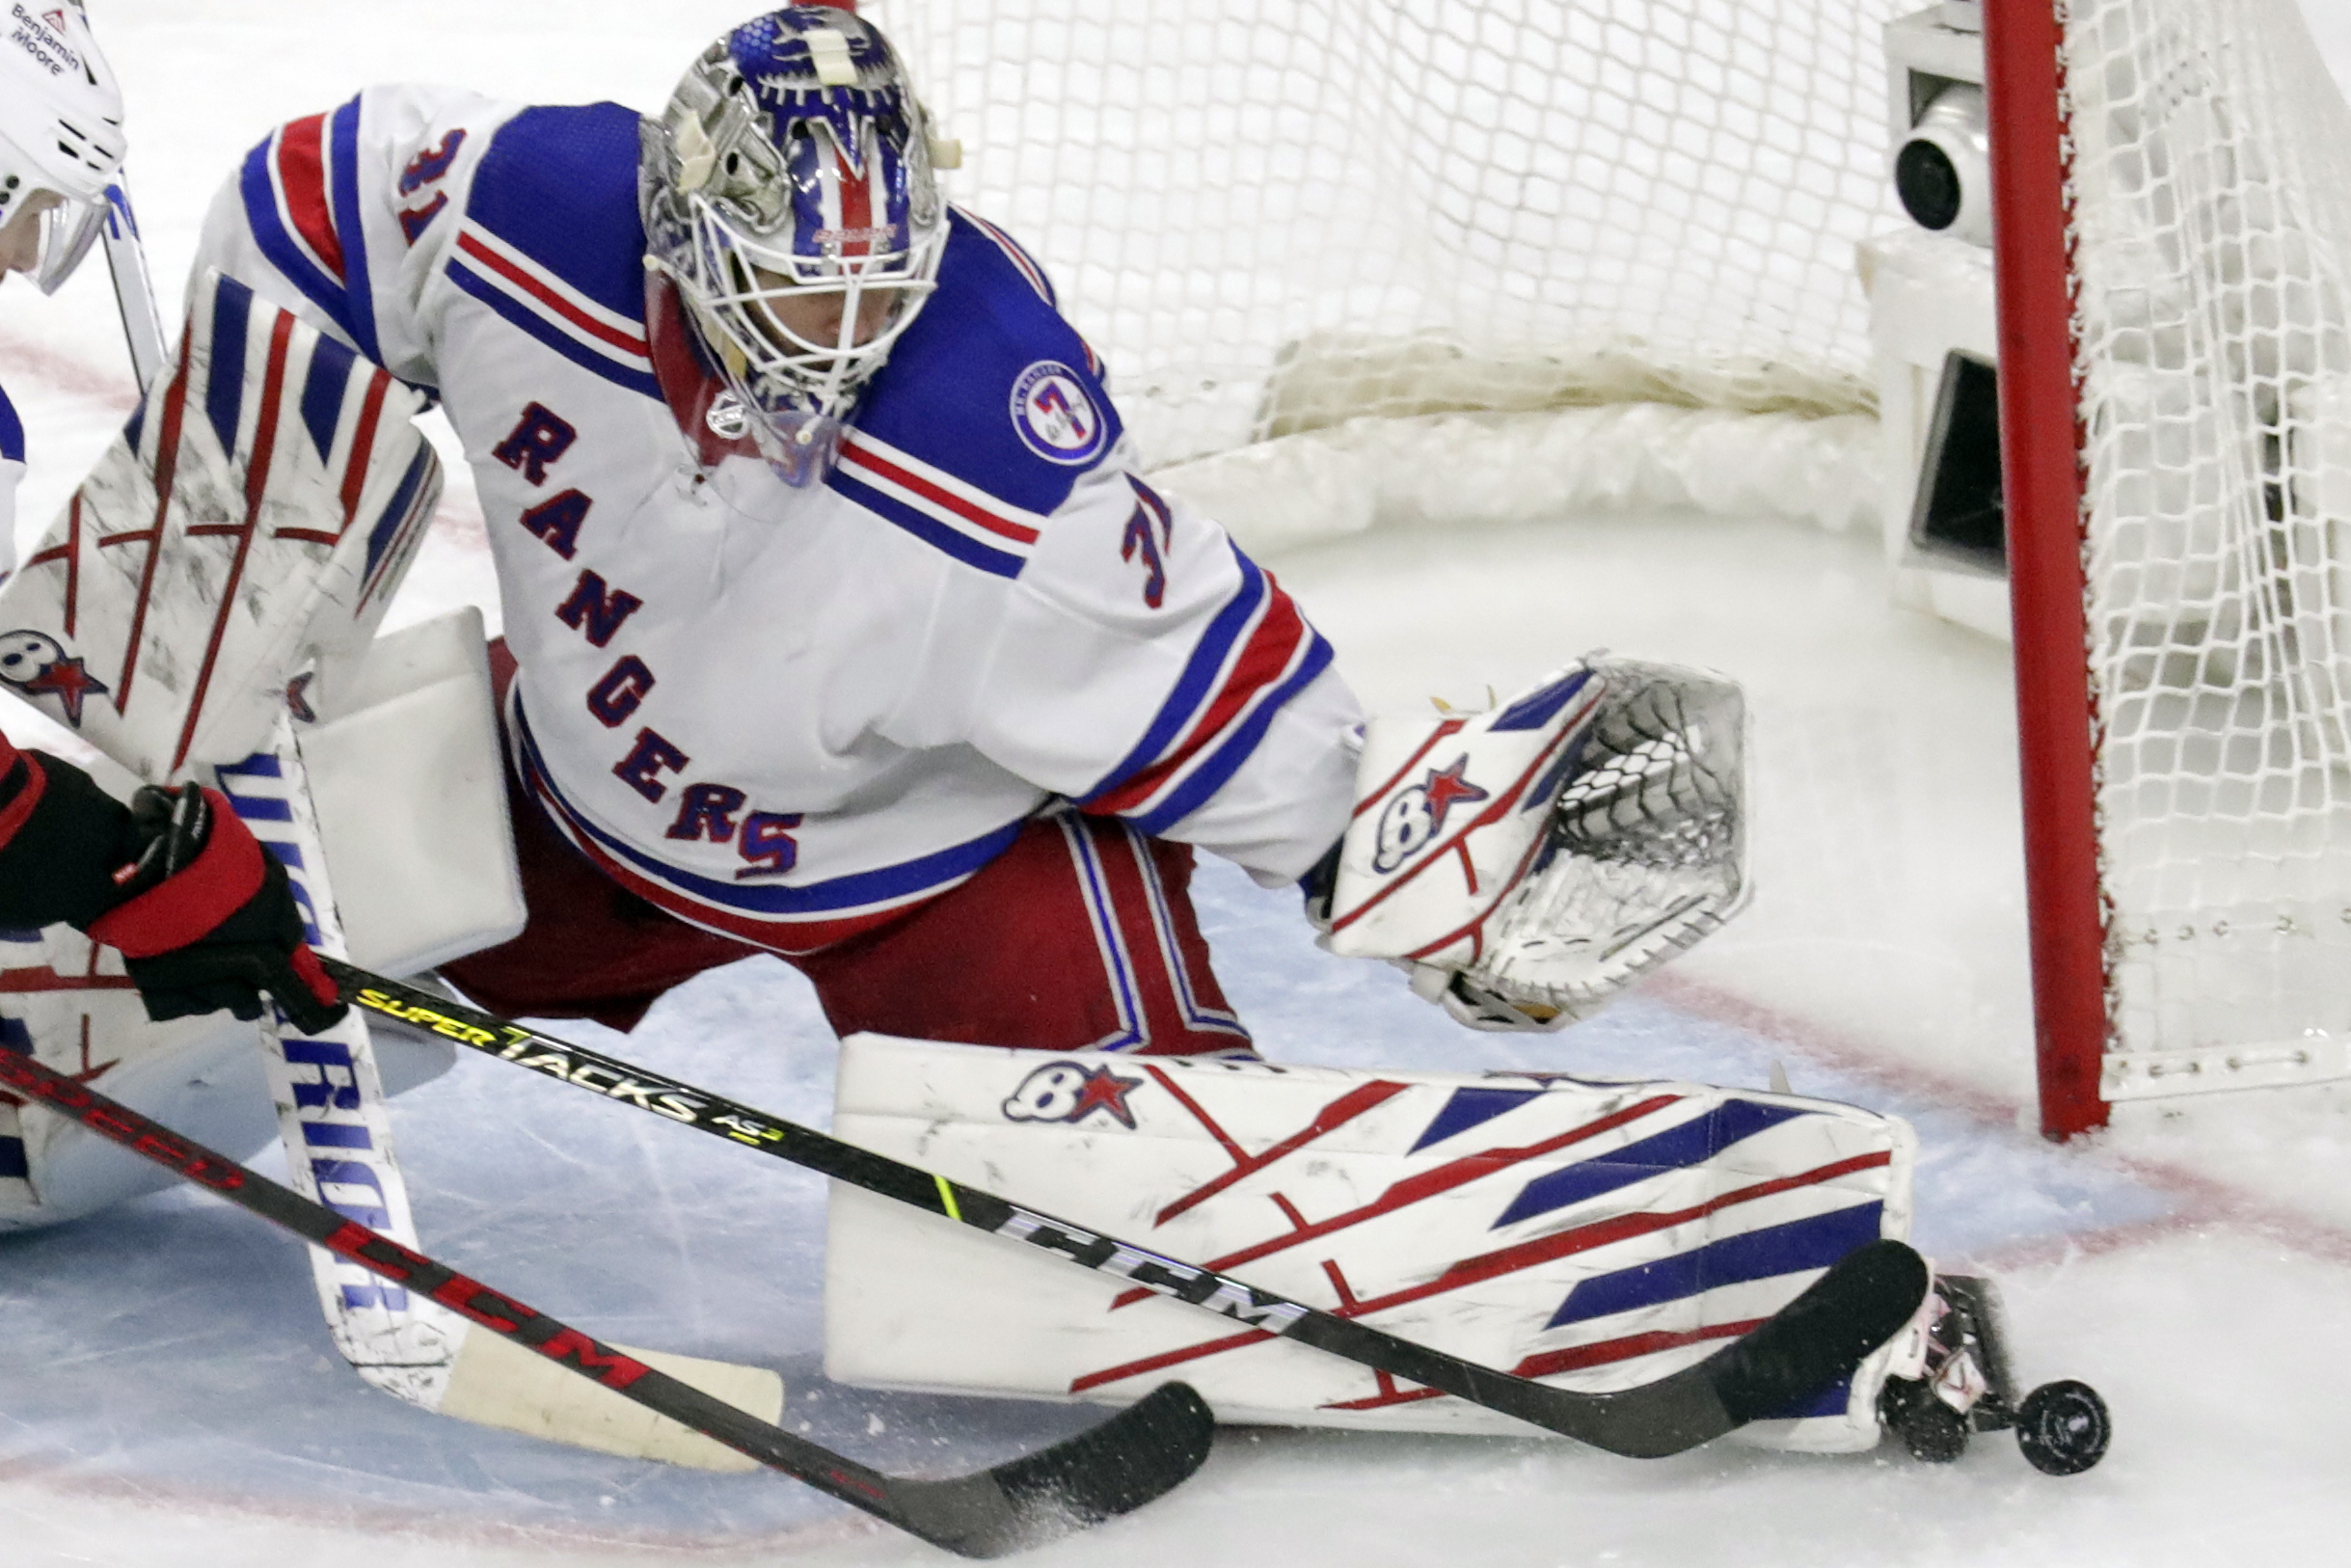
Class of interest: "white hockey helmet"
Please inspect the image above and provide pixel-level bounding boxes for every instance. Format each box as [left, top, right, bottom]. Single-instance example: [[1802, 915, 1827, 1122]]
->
[[0, 1, 126, 293], [640, 3, 946, 481]]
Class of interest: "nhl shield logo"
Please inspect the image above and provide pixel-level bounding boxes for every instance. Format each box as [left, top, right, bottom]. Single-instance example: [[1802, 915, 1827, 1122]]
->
[[1010, 361, 1108, 466]]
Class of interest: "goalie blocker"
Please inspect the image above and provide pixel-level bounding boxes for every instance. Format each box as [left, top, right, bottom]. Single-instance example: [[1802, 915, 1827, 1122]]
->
[[0, 270, 524, 1233], [0, 269, 734, 1474], [1324, 656, 1749, 1030]]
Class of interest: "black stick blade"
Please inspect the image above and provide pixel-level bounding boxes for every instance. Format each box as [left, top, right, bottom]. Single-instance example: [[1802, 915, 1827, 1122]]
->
[[1710, 1239, 1932, 1425], [1545, 1238, 1932, 1459], [888, 1382, 1216, 1558]]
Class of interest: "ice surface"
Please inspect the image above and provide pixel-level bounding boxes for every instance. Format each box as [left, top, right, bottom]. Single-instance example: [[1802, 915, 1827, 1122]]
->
[[7, 3, 2351, 1565]]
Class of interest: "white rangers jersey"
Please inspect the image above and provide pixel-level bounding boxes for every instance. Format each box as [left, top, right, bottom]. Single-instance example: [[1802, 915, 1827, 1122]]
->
[[190, 87, 1361, 954]]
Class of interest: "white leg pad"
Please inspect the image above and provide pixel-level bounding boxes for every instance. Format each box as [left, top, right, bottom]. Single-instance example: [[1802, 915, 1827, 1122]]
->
[[825, 1034, 1916, 1453], [0, 271, 442, 780]]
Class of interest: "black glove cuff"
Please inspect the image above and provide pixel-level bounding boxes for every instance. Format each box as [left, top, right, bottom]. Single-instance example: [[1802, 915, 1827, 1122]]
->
[[0, 752, 138, 933]]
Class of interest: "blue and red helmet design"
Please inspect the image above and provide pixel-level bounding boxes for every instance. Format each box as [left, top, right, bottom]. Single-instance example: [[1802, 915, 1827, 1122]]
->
[[642, 4, 948, 476]]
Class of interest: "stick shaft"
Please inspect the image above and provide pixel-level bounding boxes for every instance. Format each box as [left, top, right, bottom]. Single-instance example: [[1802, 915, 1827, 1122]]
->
[[99, 181, 167, 390], [1, 1042, 1215, 1554], [0, 1046, 905, 1506]]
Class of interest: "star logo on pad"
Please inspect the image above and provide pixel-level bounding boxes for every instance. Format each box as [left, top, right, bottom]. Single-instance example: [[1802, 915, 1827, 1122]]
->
[[1070, 1065, 1144, 1129], [1002, 1060, 1147, 1129], [1419, 758, 1489, 835], [0, 630, 110, 727]]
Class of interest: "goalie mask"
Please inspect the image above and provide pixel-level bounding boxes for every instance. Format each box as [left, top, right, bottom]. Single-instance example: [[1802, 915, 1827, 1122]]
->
[[640, 4, 946, 483], [0, 1, 125, 295]]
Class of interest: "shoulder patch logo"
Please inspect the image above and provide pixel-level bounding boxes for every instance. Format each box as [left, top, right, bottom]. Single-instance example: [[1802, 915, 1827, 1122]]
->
[[1010, 361, 1108, 466]]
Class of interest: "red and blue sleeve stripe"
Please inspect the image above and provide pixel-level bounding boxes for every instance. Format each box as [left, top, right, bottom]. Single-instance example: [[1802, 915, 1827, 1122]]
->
[[1081, 547, 1336, 835], [441, 105, 663, 401], [238, 95, 383, 365]]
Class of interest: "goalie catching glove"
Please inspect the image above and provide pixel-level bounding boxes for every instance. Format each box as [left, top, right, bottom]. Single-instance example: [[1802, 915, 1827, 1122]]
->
[[1320, 656, 1750, 1030]]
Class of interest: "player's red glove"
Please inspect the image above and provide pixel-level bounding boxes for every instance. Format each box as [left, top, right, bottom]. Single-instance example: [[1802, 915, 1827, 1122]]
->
[[85, 784, 347, 1035]]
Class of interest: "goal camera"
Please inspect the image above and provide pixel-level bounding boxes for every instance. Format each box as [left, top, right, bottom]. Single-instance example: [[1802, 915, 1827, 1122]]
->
[[1895, 82, 1991, 246]]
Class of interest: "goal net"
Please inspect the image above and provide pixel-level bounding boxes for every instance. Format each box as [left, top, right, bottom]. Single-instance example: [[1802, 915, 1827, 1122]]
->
[[2059, 0, 2351, 1110], [866, 0, 1907, 540], [866, 0, 2351, 1129]]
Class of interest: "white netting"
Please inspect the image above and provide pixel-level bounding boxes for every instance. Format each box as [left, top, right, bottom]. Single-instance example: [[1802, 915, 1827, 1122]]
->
[[861, 0, 2351, 1087], [2065, 0, 2351, 1077], [866, 0, 1906, 472]]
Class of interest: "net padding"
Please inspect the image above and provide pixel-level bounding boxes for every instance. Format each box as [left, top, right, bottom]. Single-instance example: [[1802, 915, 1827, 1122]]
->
[[868, 0, 1905, 470]]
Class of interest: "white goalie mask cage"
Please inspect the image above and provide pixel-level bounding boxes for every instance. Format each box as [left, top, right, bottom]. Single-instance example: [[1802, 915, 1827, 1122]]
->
[[0, 1, 125, 295], [639, 6, 946, 482]]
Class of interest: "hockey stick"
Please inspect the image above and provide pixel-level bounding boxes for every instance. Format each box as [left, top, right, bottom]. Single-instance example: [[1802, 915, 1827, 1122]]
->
[[328, 959, 1932, 1460], [98, 180, 166, 392], [214, 728, 474, 1408], [0, 1046, 1215, 1558], [82, 168, 782, 1463], [88, 167, 470, 1400]]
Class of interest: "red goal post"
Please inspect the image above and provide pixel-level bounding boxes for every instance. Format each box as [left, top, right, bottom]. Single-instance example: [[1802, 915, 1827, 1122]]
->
[[1989, 0, 2351, 1135], [1984, 0, 2105, 1137]]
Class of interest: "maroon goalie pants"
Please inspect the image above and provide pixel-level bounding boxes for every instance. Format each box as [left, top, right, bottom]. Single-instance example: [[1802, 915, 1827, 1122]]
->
[[441, 646, 1254, 1057]]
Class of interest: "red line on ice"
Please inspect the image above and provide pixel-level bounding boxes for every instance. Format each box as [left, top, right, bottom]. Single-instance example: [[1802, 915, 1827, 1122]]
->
[[1651, 972, 2351, 1271]]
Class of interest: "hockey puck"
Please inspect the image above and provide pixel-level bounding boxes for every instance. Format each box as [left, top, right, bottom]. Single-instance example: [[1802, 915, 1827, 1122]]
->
[[2014, 1379, 2111, 1475]]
